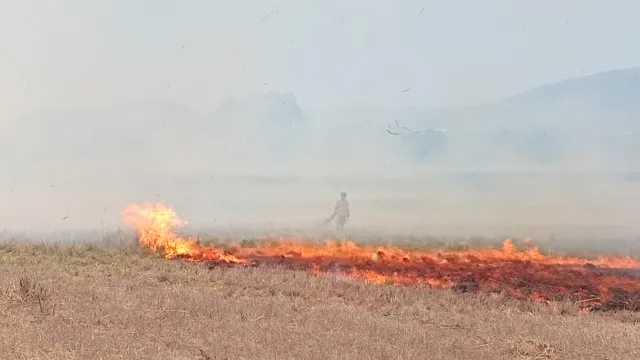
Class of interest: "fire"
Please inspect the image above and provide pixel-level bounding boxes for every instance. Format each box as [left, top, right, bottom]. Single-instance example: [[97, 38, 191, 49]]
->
[[122, 203, 244, 263], [123, 202, 640, 311]]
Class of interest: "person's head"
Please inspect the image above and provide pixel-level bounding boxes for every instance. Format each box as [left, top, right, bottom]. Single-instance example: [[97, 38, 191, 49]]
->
[[341, 192, 347, 199]]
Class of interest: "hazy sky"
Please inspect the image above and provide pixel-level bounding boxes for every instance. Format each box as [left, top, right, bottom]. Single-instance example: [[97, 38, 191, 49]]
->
[[1, 0, 640, 121], [2, 0, 640, 236]]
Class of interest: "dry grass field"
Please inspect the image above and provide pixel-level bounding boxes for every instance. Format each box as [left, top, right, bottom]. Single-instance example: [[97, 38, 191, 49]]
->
[[1, 242, 639, 360]]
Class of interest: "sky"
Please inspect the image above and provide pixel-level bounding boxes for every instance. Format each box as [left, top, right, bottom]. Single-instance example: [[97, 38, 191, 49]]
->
[[2, 0, 640, 122]]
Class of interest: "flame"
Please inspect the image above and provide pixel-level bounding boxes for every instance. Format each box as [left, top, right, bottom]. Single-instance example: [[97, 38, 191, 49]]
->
[[123, 202, 640, 311], [122, 203, 244, 263]]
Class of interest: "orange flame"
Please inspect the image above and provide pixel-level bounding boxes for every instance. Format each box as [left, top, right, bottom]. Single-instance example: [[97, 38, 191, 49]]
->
[[122, 203, 244, 263], [122, 202, 640, 311]]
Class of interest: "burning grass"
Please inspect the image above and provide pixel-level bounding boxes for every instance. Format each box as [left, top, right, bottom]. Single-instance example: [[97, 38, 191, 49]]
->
[[0, 242, 639, 360], [1, 201, 639, 358], [122, 202, 640, 312]]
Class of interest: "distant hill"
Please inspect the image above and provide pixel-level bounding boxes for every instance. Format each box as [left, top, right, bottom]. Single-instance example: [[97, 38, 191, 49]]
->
[[392, 67, 640, 170], [210, 91, 307, 155], [3, 68, 640, 178]]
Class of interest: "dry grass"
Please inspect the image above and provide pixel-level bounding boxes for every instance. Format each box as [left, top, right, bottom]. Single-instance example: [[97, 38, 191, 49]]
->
[[0, 242, 638, 360]]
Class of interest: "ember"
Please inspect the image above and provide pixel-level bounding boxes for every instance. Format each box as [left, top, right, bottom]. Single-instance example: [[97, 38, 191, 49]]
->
[[123, 202, 640, 311]]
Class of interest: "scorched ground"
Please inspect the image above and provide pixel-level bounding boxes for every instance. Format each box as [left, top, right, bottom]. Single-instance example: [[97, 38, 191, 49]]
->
[[122, 202, 640, 312]]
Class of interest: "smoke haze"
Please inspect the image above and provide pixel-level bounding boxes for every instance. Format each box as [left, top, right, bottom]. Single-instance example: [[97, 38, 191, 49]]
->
[[2, 1, 640, 248]]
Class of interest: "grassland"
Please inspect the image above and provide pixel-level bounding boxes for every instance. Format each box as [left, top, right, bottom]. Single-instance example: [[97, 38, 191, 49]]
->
[[0, 241, 639, 360]]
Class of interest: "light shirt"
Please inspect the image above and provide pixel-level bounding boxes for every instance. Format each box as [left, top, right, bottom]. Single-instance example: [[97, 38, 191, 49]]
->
[[334, 199, 350, 217]]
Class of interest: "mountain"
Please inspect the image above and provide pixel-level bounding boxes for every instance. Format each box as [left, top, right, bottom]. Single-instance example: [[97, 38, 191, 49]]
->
[[3, 68, 640, 179], [210, 91, 307, 155], [393, 67, 640, 170]]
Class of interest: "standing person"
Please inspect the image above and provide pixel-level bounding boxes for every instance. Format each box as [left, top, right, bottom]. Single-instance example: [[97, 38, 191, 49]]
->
[[334, 192, 350, 230]]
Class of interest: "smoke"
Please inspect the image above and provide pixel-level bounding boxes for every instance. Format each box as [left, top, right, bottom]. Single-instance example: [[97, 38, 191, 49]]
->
[[2, 81, 640, 250], [2, 2, 640, 252]]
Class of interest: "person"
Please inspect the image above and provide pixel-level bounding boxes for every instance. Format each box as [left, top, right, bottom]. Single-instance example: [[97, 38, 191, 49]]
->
[[334, 192, 350, 230]]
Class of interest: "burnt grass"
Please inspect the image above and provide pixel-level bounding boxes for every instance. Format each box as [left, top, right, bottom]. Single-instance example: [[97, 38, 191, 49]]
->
[[204, 251, 640, 312], [2, 242, 640, 360]]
